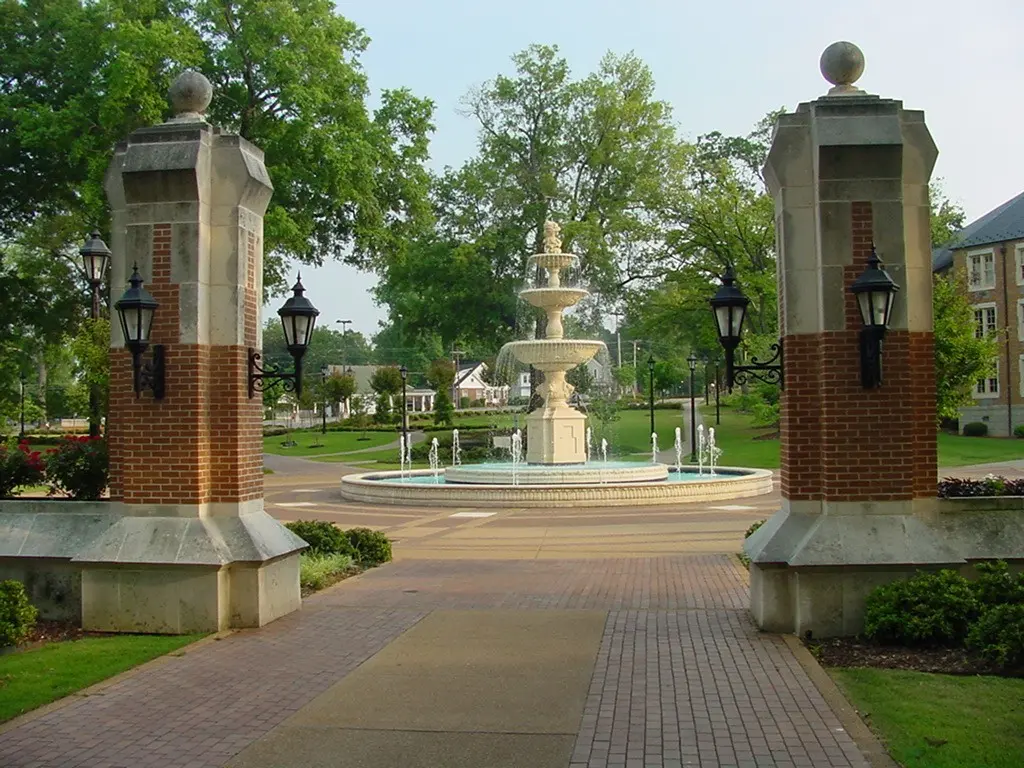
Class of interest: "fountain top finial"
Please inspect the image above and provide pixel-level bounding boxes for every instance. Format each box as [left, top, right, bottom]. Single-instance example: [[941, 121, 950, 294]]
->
[[543, 220, 562, 254], [819, 41, 865, 96], [168, 69, 213, 122]]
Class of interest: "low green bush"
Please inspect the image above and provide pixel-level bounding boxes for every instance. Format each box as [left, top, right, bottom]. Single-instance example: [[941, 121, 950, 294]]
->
[[45, 436, 108, 500], [285, 520, 356, 557], [963, 421, 989, 437], [1014, 424, 1024, 439], [973, 561, 1024, 607], [0, 580, 38, 647], [864, 570, 978, 647], [0, 440, 45, 498], [967, 603, 1024, 670], [299, 552, 354, 592], [745, 519, 766, 539], [344, 527, 392, 566]]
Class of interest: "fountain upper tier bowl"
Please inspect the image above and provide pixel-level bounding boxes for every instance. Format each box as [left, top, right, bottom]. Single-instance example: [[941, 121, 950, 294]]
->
[[519, 287, 589, 311], [502, 339, 606, 368]]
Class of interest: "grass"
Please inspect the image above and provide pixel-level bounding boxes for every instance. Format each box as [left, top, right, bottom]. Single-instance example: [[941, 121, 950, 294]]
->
[[831, 668, 1024, 768], [0, 633, 203, 723], [311, 447, 413, 467], [698, 405, 780, 469], [299, 552, 355, 592], [262, 429, 395, 456], [937, 432, 1024, 467]]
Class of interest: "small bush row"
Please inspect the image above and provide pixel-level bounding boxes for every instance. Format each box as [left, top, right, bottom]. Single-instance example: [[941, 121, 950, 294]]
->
[[0, 580, 38, 647], [0, 436, 108, 500], [864, 562, 1024, 670], [299, 552, 354, 591], [285, 521, 392, 566], [937, 475, 1024, 498]]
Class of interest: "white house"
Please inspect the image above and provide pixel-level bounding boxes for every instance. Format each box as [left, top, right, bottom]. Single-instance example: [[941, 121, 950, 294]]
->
[[454, 362, 509, 406]]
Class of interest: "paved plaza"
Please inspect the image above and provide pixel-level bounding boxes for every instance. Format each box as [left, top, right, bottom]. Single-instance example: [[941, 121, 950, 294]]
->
[[0, 454, 886, 768]]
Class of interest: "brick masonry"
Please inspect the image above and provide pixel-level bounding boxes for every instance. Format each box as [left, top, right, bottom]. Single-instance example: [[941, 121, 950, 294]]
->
[[108, 224, 263, 505], [781, 202, 937, 501], [0, 557, 870, 768]]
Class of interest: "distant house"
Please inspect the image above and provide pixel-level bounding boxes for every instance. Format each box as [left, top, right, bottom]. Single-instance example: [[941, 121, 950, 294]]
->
[[454, 362, 509, 406], [933, 189, 1024, 435], [326, 364, 436, 416]]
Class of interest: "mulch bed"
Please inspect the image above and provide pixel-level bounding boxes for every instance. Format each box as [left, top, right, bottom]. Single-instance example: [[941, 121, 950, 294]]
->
[[2, 620, 112, 656], [808, 637, 1015, 676]]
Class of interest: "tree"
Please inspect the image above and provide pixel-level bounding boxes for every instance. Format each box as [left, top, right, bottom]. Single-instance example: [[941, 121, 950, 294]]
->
[[930, 180, 967, 249], [566, 363, 594, 397], [934, 270, 998, 422], [369, 365, 402, 424], [426, 359, 455, 427], [261, 320, 371, 374], [612, 364, 636, 396], [321, 373, 356, 406]]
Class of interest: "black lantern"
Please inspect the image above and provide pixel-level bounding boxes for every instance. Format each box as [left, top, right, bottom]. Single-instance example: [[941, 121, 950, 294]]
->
[[849, 247, 900, 388], [80, 232, 111, 288], [114, 264, 165, 398], [708, 267, 782, 390], [248, 274, 320, 398]]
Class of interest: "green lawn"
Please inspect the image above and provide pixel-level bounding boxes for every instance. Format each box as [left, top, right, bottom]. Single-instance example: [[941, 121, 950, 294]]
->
[[698, 405, 780, 469], [831, 668, 1024, 768], [311, 446, 413, 468], [0, 634, 204, 723], [263, 429, 395, 456], [938, 432, 1024, 467]]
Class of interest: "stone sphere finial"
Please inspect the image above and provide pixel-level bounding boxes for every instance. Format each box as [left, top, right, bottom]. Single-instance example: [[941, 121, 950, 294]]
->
[[168, 70, 213, 121], [820, 41, 865, 95]]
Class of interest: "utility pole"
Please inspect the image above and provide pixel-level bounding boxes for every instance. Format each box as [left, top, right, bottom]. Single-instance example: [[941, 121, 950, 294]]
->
[[611, 311, 623, 367], [335, 319, 352, 373]]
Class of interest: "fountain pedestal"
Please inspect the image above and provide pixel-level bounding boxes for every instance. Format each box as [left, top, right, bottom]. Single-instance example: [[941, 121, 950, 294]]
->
[[525, 406, 586, 464]]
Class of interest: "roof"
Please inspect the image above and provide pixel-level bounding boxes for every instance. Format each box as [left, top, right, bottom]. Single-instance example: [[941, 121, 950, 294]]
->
[[455, 361, 486, 388], [933, 189, 1024, 272], [327, 364, 377, 393]]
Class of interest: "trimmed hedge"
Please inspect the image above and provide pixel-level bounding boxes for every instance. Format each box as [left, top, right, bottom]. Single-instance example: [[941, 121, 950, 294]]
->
[[0, 580, 38, 647]]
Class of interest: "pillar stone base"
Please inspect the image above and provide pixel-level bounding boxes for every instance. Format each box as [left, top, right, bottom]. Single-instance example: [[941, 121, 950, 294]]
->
[[745, 505, 1024, 637], [526, 406, 586, 464], [77, 503, 305, 634]]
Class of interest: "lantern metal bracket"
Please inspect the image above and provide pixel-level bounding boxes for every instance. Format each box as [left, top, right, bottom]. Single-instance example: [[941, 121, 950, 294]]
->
[[132, 345, 166, 399], [248, 348, 304, 399], [727, 340, 784, 390], [859, 327, 885, 389]]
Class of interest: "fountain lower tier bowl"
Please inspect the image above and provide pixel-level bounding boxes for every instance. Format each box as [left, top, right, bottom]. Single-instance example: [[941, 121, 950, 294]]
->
[[339, 465, 774, 508], [501, 339, 606, 367], [445, 460, 667, 485]]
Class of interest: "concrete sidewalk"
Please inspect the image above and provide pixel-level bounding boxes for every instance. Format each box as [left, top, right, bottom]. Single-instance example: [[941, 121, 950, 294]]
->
[[0, 556, 869, 768]]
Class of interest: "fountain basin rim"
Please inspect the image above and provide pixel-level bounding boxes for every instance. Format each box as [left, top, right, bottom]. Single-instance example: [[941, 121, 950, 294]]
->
[[339, 466, 774, 508]]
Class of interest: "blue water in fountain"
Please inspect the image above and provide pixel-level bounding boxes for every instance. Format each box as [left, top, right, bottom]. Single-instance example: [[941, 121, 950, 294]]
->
[[367, 464, 727, 485]]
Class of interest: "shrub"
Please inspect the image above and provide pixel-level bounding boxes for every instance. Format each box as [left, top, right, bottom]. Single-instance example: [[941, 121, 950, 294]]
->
[[45, 436, 108, 500], [1015, 424, 1024, 439], [459, 396, 471, 409], [864, 570, 978, 646], [285, 520, 356, 557], [967, 603, 1024, 670], [937, 475, 1024, 498], [299, 552, 354, 592], [972, 561, 1024, 607], [0, 440, 45, 498], [962, 421, 988, 437], [745, 519, 766, 539], [344, 527, 392, 566], [0, 580, 38, 647]]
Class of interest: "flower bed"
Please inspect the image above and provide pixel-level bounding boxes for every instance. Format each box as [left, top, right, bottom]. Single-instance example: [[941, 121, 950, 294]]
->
[[0, 436, 108, 500], [939, 475, 1024, 498]]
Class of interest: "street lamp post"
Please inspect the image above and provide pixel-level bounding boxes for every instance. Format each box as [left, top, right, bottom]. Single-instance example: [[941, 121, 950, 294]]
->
[[688, 353, 698, 463], [647, 355, 655, 438], [399, 365, 409, 450], [714, 364, 721, 425], [19, 371, 26, 439], [703, 359, 710, 403], [80, 232, 111, 436], [320, 365, 328, 434]]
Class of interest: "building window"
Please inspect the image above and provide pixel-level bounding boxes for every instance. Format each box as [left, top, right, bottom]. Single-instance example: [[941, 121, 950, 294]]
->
[[974, 303, 997, 339], [1020, 355, 1024, 398], [1018, 300, 1024, 341], [1016, 245, 1024, 286], [975, 360, 1000, 398], [968, 250, 996, 291]]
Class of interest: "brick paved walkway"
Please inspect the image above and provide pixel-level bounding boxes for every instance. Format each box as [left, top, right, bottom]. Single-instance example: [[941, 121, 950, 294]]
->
[[0, 557, 869, 768]]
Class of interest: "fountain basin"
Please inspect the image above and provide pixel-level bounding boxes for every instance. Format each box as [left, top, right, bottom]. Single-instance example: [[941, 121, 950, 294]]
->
[[519, 287, 590, 311], [339, 466, 774, 508], [502, 339, 606, 367], [445, 460, 668, 485]]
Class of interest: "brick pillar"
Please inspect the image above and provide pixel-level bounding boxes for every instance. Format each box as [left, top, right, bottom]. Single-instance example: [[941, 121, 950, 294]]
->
[[745, 44, 952, 637], [78, 72, 304, 634]]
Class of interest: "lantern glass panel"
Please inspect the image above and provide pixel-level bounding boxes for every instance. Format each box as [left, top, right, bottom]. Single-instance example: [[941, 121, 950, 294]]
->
[[283, 314, 309, 348]]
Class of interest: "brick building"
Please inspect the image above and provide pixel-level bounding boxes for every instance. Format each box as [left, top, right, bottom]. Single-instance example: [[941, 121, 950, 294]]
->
[[933, 190, 1024, 435]]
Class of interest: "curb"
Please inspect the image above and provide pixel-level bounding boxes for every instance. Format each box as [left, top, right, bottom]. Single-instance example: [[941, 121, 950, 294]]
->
[[0, 629, 232, 735], [782, 635, 898, 768]]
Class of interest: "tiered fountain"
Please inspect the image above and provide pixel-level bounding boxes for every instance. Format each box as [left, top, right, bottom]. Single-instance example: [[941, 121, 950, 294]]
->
[[340, 222, 772, 507]]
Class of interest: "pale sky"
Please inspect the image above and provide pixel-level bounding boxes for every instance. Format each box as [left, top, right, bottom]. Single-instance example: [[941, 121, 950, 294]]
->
[[270, 0, 1024, 336]]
